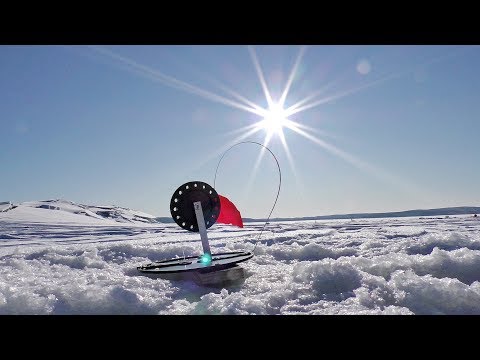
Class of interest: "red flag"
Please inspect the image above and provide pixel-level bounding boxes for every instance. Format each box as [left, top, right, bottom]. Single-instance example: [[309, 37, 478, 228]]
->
[[216, 195, 243, 228]]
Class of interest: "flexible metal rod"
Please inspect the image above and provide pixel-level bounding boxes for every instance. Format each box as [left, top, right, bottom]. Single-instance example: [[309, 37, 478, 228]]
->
[[213, 141, 281, 253]]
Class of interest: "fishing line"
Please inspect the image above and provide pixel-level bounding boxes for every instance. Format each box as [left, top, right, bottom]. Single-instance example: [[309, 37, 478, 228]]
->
[[213, 141, 282, 253]]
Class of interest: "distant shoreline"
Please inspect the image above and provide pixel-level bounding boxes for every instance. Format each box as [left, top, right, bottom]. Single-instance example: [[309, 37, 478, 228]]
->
[[4, 200, 478, 224], [156, 206, 480, 223]]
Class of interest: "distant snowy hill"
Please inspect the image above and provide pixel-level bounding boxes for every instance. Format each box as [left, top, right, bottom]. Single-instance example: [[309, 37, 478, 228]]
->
[[0, 201, 13, 212], [2, 199, 479, 225], [0, 199, 159, 225]]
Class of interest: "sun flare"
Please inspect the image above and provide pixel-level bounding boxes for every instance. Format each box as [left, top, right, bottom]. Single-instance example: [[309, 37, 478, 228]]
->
[[257, 102, 289, 136], [90, 45, 418, 199]]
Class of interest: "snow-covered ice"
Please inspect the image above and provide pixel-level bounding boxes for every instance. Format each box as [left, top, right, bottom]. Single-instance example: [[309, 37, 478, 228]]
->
[[1, 200, 480, 314]]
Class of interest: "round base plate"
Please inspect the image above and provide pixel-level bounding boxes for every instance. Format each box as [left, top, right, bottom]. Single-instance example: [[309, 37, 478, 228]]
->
[[137, 251, 253, 274]]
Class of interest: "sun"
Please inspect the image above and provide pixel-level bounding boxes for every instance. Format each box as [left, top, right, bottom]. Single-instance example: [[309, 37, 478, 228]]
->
[[257, 102, 289, 136]]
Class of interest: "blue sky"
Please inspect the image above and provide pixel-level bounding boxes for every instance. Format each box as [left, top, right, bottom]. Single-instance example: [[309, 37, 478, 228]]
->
[[1, 45, 480, 218]]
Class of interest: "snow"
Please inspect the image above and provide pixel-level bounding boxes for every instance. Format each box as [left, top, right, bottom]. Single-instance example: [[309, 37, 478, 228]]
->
[[1, 201, 480, 314], [0, 202, 12, 212], [0, 200, 158, 225]]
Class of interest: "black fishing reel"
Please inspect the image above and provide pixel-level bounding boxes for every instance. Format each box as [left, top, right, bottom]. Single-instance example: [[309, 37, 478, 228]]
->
[[169, 181, 221, 232]]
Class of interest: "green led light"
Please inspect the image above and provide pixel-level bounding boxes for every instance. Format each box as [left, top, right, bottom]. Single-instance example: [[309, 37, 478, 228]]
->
[[200, 253, 212, 264]]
